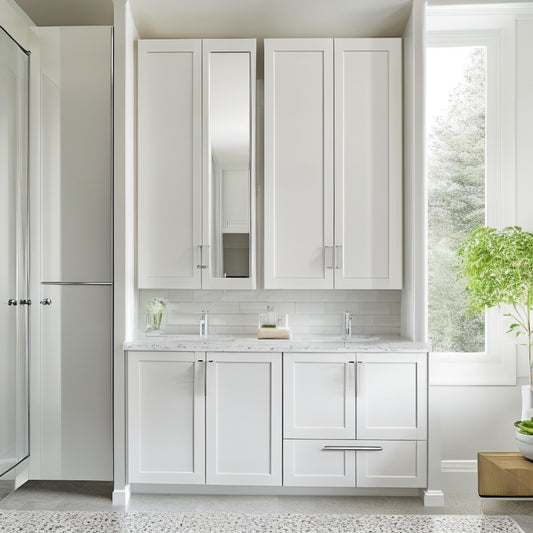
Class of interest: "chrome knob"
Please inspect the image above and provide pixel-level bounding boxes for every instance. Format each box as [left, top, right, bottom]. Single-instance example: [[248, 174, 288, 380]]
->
[[40, 298, 52, 306], [7, 299, 18, 306]]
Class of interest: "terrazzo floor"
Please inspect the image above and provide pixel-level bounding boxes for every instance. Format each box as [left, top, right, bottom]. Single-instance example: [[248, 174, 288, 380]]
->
[[0, 481, 532, 532]]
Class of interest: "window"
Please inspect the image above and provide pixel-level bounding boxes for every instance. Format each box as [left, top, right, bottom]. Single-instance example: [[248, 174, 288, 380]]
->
[[426, 44, 487, 355], [426, 9, 519, 385]]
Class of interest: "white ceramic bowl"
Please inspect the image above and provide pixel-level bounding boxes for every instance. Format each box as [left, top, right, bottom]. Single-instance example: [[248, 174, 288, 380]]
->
[[516, 431, 533, 460]]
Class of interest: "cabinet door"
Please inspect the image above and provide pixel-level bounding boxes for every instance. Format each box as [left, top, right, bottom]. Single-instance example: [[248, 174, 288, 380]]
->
[[283, 440, 356, 487], [40, 285, 112, 480], [128, 351, 205, 484], [201, 39, 257, 289], [137, 40, 202, 289], [264, 38, 334, 289], [356, 353, 427, 440], [284, 353, 356, 439], [334, 38, 402, 289], [356, 440, 427, 488], [206, 353, 282, 485], [41, 27, 112, 283]]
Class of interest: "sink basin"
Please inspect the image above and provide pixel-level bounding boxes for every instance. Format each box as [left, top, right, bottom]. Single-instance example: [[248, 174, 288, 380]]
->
[[149, 334, 235, 341], [301, 335, 380, 343]]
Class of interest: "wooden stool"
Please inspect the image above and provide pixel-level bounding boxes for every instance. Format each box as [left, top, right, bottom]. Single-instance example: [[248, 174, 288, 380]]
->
[[478, 452, 533, 497]]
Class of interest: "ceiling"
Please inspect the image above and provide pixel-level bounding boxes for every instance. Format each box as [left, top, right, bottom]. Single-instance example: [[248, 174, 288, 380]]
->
[[15, 0, 412, 37], [14, 0, 113, 26]]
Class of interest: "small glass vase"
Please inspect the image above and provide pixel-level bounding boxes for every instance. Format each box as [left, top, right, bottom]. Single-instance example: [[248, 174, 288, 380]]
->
[[146, 312, 166, 336]]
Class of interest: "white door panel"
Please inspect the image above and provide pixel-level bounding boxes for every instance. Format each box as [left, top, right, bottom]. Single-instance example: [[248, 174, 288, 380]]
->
[[206, 353, 282, 485]]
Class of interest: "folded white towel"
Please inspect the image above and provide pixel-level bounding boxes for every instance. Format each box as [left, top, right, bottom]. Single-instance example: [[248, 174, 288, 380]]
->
[[257, 327, 291, 339]]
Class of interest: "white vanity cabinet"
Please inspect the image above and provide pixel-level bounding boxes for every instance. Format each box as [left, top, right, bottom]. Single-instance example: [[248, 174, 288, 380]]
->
[[137, 39, 256, 290], [127, 351, 205, 484], [283, 352, 427, 488], [206, 353, 282, 485], [264, 38, 402, 290], [283, 353, 356, 439], [127, 351, 282, 486]]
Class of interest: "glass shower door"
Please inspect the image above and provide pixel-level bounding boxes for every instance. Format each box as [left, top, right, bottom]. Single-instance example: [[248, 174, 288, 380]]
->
[[0, 26, 29, 478]]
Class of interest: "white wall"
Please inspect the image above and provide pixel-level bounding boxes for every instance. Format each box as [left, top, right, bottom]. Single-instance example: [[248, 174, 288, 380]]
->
[[113, 0, 139, 505], [0, 0, 34, 49]]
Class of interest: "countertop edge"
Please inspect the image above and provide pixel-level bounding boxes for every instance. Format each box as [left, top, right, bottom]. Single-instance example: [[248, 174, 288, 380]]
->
[[123, 337, 430, 353]]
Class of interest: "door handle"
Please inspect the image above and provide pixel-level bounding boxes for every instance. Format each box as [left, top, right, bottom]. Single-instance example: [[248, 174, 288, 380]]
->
[[7, 299, 18, 306], [322, 445, 383, 451], [335, 245, 343, 270], [19, 299, 31, 305], [40, 298, 52, 306]]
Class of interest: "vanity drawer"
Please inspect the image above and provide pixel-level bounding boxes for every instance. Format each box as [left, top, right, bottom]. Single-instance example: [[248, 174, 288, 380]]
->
[[283, 440, 356, 487], [283, 439, 427, 488]]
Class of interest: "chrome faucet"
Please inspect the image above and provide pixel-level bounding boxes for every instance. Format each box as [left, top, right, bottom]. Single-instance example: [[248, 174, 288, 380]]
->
[[200, 310, 209, 337], [343, 311, 352, 338]]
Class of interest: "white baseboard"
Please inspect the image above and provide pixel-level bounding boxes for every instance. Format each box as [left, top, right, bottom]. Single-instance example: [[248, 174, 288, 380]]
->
[[441, 460, 478, 494], [422, 489, 446, 506], [112, 484, 131, 506]]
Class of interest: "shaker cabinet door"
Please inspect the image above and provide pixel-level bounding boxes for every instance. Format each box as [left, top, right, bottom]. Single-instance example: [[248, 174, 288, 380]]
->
[[356, 353, 427, 440], [137, 40, 202, 289], [264, 38, 334, 289], [334, 38, 402, 289], [206, 353, 282, 485], [128, 351, 205, 484], [284, 353, 356, 439]]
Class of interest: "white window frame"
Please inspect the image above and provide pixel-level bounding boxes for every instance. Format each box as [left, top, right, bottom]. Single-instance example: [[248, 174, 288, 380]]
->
[[426, 8, 518, 385]]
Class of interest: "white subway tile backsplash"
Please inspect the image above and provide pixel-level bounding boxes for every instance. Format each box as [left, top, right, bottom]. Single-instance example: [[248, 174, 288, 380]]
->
[[359, 303, 392, 315], [138, 289, 401, 336], [377, 290, 402, 302], [325, 302, 360, 314], [295, 302, 326, 314]]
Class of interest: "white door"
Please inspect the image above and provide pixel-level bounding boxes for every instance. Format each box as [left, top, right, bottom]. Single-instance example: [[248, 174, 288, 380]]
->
[[356, 440, 427, 488], [264, 38, 334, 289], [137, 40, 202, 289], [284, 353, 356, 439], [283, 440, 356, 487], [206, 353, 282, 485], [356, 353, 427, 440], [334, 38, 402, 289], [128, 351, 205, 484]]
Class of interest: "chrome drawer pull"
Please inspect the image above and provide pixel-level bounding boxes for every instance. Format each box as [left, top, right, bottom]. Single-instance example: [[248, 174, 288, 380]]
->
[[322, 445, 383, 451]]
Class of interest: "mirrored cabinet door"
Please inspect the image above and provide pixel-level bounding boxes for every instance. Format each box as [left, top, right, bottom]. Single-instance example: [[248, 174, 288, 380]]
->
[[202, 40, 256, 289]]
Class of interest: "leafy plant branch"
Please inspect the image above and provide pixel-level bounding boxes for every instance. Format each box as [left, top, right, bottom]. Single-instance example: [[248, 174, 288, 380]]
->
[[458, 226, 533, 389]]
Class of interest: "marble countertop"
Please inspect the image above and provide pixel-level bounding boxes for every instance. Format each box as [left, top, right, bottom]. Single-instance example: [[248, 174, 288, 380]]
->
[[124, 334, 430, 353]]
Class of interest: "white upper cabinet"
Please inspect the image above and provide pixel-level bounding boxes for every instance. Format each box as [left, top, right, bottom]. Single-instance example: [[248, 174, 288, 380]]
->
[[264, 38, 402, 289], [264, 39, 334, 289], [335, 39, 402, 289], [137, 39, 256, 289], [137, 40, 202, 289], [41, 27, 113, 283]]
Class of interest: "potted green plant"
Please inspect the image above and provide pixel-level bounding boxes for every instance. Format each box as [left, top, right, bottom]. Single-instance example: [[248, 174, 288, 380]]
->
[[457, 226, 533, 389]]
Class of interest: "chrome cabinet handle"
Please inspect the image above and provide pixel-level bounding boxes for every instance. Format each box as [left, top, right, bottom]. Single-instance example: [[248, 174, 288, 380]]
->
[[7, 299, 18, 306], [322, 445, 383, 451], [196, 244, 208, 269], [335, 245, 343, 270], [19, 299, 31, 305], [324, 245, 334, 269], [40, 298, 52, 306]]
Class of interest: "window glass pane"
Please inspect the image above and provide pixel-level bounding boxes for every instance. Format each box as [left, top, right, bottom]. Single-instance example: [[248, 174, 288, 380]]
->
[[426, 46, 487, 353]]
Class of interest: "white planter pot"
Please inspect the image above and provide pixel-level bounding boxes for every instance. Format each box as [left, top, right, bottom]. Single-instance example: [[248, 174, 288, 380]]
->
[[516, 431, 533, 460], [521, 384, 533, 421]]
